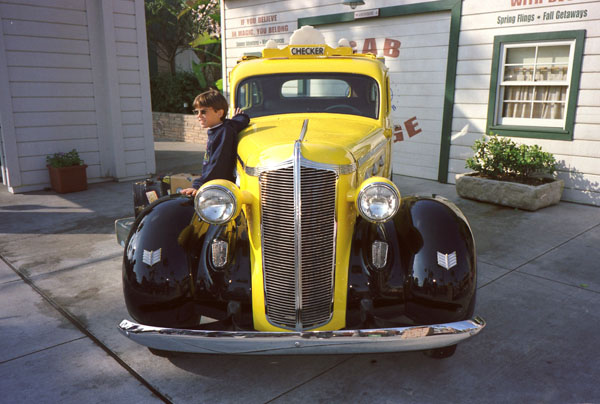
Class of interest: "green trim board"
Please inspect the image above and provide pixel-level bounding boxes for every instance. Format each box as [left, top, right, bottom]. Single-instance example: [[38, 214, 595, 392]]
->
[[438, 1, 462, 183], [298, 0, 460, 27], [488, 126, 570, 141], [298, 0, 462, 183], [486, 30, 586, 141], [299, 11, 355, 26]]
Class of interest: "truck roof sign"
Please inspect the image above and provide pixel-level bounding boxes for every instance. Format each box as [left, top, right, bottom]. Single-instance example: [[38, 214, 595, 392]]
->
[[290, 46, 325, 56], [262, 44, 354, 58]]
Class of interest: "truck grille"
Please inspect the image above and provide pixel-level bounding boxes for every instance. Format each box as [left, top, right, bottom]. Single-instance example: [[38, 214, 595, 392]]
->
[[259, 166, 337, 330]]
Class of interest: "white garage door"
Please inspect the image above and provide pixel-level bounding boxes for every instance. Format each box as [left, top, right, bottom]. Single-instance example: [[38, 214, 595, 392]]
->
[[319, 11, 451, 180]]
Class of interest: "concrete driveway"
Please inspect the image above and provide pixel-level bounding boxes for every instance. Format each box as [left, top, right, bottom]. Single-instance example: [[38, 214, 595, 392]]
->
[[1, 142, 599, 403]]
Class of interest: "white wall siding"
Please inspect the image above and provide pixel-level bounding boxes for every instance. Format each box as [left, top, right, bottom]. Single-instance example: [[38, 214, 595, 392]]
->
[[450, 0, 600, 206], [114, 0, 153, 179], [0, 0, 153, 192], [0, 0, 97, 190]]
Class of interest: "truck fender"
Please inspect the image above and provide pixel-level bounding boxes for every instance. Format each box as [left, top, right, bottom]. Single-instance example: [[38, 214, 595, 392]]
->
[[394, 196, 477, 324], [347, 195, 475, 327], [122, 195, 200, 328]]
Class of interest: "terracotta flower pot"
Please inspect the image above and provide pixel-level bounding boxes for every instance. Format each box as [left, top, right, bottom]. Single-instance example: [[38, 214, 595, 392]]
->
[[47, 164, 88, 193]]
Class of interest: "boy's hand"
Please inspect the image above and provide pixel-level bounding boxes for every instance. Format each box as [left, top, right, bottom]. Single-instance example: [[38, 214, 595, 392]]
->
[[180, 187, 197, 197], [233, 107, 244, 116]]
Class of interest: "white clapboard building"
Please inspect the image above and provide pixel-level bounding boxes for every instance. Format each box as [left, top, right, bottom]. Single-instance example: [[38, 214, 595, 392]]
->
[[0, 0, 154, 193], [221, 0, 600, 206]]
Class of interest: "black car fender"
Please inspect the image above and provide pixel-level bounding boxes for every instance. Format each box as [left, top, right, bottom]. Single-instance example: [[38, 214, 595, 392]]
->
[[398, 196, 477, 325], [123, 195, 252, 328], [122, 195, 200, 328], [347, 195, 476, 326]]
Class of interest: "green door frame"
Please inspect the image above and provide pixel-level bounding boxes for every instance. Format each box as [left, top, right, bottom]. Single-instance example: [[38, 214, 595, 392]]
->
[[298, 0, 462, 183]]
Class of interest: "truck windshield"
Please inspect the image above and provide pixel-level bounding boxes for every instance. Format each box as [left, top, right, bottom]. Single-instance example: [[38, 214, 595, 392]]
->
[[235, 73, 379, 119]]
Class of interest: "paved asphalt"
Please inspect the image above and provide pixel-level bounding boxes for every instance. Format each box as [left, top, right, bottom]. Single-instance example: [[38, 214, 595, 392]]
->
[[1, 141, 599, 404]]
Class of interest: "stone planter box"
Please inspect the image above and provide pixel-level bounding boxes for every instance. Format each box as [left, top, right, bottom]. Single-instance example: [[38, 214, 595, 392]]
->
[[456, 173, 564, 211]]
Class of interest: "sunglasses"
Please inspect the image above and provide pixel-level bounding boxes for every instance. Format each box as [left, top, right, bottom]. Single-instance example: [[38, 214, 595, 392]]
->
[[193, 108, 211, 116]]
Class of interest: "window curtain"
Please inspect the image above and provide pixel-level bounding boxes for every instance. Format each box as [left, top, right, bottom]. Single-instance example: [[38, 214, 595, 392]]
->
[[503, 66, 567, 119]]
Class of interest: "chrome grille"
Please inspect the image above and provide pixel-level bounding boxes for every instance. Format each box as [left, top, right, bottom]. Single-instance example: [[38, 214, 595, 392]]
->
[[260, 166, 337, 330]]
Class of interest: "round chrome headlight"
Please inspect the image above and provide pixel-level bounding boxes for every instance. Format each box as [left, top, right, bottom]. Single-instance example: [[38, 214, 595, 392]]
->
[[357, 181, 400, 223], [194, 185, 237, 224]]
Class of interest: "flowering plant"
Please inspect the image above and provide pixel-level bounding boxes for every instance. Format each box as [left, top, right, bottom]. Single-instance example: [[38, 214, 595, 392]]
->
[[190, 0, 220, 41], [466, 135, 556, 185], [46, 149, 84, 168]]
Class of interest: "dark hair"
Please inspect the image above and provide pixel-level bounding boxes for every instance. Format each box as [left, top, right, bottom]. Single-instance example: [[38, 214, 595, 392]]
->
[[193, 90, 228, 121]]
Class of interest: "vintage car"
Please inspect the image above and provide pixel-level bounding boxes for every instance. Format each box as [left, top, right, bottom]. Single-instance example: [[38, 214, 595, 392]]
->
[[116, 27, 485, 358]]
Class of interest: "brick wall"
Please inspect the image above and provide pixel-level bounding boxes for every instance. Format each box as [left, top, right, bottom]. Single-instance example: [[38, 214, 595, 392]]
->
[[152, 112, 208, 144]]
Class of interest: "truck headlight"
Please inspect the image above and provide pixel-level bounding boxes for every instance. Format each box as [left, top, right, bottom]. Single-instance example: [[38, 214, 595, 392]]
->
[[195, 183, 238, 224], [356, 178, 400, 223]]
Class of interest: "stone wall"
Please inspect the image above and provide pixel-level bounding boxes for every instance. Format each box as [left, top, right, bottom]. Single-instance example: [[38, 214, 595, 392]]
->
[[152, 112, 207, 145]]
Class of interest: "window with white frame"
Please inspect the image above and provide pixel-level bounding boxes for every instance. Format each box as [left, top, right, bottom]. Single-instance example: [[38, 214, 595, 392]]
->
[[487, 31, 585, 141], [497, 41, 573, 127]]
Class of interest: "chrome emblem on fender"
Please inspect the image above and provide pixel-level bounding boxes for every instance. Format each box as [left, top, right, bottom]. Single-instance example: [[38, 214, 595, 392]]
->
[[437, 251, 457, 270], [142, 248, 161, 266]]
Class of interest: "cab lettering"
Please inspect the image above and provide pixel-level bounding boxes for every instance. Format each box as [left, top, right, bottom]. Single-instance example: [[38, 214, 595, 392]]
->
[[291, 47, 325, 55]]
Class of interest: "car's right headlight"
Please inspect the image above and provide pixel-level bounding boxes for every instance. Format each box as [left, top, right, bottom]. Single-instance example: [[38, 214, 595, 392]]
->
[[355, 178, 400, 223], [194, 182, 239, 224]]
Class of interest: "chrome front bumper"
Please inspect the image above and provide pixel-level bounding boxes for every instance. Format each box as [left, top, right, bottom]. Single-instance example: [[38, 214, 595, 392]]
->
[[118, 317, 485, 355]]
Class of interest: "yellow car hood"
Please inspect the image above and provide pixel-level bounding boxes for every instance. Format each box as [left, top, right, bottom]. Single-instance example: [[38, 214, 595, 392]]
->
[[237, 115, 382, 169]]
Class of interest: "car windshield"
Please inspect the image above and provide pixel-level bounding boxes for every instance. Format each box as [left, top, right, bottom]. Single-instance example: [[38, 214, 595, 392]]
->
[[235, 73, 379, 119]]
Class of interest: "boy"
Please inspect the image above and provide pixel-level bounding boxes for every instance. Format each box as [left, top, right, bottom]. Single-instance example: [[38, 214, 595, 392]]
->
[[180, 90, 250, 197]]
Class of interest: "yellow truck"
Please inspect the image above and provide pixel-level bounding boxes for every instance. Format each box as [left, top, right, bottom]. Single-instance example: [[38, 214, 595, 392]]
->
[[117, 27, 484, 357]]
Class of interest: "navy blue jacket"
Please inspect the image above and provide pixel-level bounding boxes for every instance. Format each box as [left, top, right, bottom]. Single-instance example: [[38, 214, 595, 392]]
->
[[192, 113, 250, 189]]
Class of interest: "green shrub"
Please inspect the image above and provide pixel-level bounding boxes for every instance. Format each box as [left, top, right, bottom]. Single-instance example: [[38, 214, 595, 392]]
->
[[46, 149, 84, 168], [466, 135, 557, 183], [150, 72, 204, 113]]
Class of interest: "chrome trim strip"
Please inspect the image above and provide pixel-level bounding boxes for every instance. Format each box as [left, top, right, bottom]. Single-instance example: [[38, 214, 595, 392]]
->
[[246, 156, 355, 177], [299, 118, 308, 142], [301, 157, 355, 175], [293, 124, 304, 331], [118, 316, 486, 355], [246, 159, 294, 176], [357, 139, 388, 167]]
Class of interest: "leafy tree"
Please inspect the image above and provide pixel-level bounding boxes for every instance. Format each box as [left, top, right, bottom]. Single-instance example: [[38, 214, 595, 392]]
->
[[146, 0, 222, 89], [180, 0, 222, 90], [146, 0, 197, 75], [146, 0, 223, 111]]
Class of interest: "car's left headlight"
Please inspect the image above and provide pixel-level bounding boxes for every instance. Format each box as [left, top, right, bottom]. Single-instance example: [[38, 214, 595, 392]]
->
[[356, 178, 400, 223], [194, 182, 240, 224]]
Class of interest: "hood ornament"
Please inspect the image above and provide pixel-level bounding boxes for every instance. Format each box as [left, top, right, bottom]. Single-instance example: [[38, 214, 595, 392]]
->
[[437, 251, 457, 270], [297, 119, 309, 143], [143, 248, 162, 266]]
